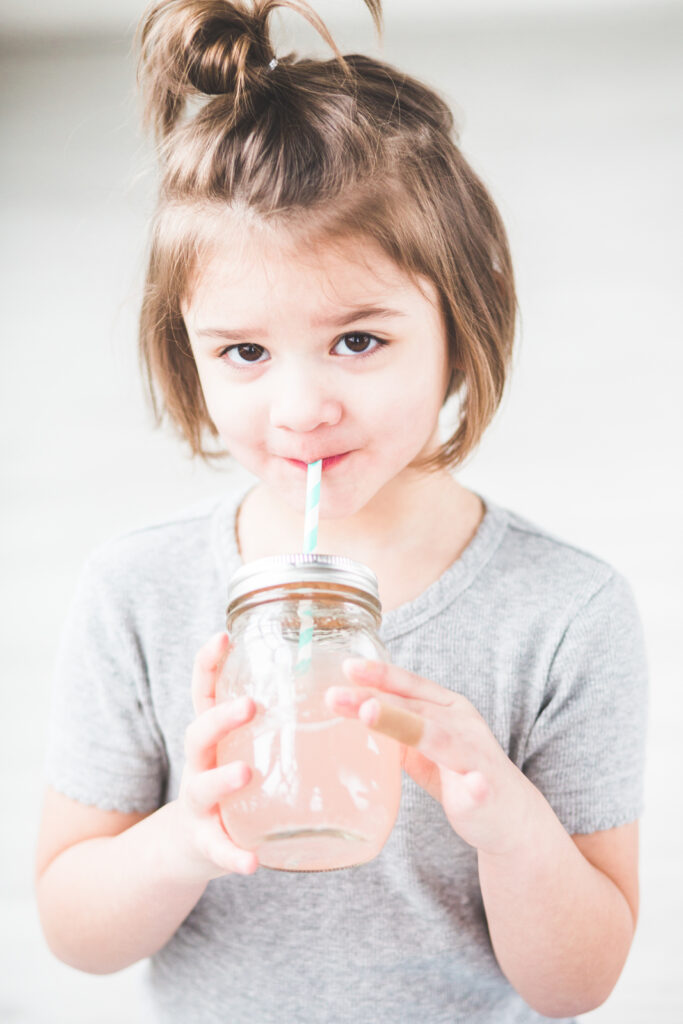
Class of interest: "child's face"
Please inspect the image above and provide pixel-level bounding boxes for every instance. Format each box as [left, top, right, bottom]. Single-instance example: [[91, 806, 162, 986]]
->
[[183, 226, 450, 519]]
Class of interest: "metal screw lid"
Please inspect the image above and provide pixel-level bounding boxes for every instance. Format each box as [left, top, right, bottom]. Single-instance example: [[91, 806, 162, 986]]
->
[[227, 553, 381, 614]]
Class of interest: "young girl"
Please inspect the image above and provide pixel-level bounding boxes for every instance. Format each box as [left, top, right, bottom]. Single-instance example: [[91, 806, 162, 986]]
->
[[35, 1, 647, 1021]]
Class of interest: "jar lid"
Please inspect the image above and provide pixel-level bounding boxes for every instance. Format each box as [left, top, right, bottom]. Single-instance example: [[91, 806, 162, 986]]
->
[[227, 553, 381, 614]]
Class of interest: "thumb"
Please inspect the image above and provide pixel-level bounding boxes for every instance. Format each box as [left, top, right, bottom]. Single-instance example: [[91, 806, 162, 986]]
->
[[191, 632, 232, 716]]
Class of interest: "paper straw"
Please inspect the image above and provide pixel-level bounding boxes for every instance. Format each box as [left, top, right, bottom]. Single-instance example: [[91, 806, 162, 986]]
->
[[302, 458, 322, 554], [295, 460, 322, 676]]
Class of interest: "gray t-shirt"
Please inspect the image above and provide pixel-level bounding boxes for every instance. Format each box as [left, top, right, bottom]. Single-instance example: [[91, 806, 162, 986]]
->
[[45, 480, 648, 1024]]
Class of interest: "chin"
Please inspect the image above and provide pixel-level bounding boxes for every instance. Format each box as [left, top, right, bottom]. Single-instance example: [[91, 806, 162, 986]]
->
[[319, 485, 380, 521], [276, 481, 361, 521]]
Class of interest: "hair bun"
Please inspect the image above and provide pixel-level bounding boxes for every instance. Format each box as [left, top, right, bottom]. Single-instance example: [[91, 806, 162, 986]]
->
[[181, 5, 272, 93], [139, 1, 383, 139], [138, 0, 275, 138]]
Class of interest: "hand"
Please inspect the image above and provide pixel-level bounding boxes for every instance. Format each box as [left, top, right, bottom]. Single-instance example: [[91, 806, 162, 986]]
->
[[325, 659, 538, 856], [173, 632, 260, 882]]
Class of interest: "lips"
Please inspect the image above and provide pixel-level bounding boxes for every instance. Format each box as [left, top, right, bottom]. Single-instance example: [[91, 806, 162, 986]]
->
[[282, 451, 352, 471]]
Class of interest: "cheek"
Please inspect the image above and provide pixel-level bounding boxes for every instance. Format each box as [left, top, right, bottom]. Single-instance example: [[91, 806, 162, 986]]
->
[[370, 363, 443, 445], [197, 372, 259, 444]]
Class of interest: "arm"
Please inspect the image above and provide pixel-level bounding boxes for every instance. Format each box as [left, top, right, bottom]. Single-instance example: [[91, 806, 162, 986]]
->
[[35, 792, 209, 974], [326, 659, 640, 1017], [477, 790, 638, 1017], [36, 633, 258, 975]]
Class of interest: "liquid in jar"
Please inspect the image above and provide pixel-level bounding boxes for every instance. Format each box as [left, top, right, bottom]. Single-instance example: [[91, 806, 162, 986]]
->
[[216, 554, 402, 872]]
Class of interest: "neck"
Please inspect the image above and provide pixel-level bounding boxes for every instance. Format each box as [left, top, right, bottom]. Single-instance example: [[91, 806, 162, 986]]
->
[[236, 469, 484, 606]]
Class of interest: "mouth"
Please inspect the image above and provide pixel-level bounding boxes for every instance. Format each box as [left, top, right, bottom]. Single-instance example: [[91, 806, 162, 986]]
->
[[282, 452, 353, 472]]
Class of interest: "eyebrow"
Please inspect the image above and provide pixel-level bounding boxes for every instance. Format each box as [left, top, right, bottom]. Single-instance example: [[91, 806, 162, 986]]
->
[[195, 305, 408, 342]]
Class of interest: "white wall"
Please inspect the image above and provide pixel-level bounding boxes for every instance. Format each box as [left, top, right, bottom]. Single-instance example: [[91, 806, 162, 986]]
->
[[0, 0, 670, 35]]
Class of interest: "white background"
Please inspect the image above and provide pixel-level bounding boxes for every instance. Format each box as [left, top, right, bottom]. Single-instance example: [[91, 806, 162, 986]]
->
[[0, 0, 669, 35], [1, 1, 681, 1021]]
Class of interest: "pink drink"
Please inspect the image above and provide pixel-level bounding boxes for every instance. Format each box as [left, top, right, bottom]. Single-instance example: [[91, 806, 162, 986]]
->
[[217, 695, 402, 871]]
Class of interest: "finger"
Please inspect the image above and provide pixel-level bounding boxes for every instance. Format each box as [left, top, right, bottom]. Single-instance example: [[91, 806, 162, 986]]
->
[[197, 820, 258, 876], [441, 770, 490, 820], [191, 632, 232, 716], [342, 658, 454, 707], [185, 696, 255, 773], [401, 744, 443, 802], [360, 697, 489, 777], [185, 761, 252, 814], [325, 686, 426, 747], [464, 770, 489, 803], [326, 684, 428, 719], [326, 687, 470, 765], [359, 697, 425, 747]]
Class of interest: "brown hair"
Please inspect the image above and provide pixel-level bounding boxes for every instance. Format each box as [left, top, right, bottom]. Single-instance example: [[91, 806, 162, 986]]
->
[[137, 0, 516, 469]]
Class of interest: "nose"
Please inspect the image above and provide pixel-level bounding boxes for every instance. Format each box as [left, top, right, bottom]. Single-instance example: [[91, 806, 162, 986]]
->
[[268, 363, 342, 433]]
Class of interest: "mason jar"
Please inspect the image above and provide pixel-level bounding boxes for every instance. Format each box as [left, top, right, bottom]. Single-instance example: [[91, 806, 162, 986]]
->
[[215, 553, 402, 872]]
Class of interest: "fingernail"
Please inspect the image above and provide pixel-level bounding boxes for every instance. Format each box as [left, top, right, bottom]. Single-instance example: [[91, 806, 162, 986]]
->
[[228, 762, 248, 785], [359, 698, 380, 726]]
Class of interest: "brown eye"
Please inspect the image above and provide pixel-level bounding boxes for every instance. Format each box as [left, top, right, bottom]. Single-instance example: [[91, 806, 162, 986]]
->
[[334, 333, 385, 357], [223, 344, 267, 365]]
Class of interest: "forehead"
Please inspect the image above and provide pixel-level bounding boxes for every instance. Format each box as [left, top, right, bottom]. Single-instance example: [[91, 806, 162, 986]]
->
[[185, 218, 439, 321]]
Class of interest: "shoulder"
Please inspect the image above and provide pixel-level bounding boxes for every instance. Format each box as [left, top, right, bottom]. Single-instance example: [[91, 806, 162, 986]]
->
[[58, 491, 246, 649], [84, 498, 223, 584], [472, 500, 645, 661], [483, 505, 647, 693], [72, 485, 247, 624], [489, 503, 633, 616]]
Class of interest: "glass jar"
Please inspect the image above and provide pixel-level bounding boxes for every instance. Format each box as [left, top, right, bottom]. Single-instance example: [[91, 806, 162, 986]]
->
[[216, 554, 402, 872]]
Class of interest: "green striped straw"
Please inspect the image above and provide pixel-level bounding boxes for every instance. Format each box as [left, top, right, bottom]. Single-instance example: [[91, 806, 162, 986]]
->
[[295, 459, 322, 676]]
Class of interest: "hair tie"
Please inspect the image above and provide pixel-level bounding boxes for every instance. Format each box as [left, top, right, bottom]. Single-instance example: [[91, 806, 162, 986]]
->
[[268, 58, 279, 71]]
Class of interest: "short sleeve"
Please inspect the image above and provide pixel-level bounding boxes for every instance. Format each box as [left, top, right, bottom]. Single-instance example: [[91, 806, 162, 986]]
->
[[44, 549, 168, 812], [521, 570, 648, 834]]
